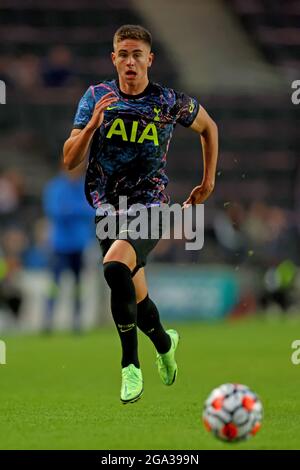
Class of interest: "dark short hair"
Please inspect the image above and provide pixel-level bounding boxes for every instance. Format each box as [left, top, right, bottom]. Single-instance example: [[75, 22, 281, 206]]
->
[[113, 24, 152, 49]]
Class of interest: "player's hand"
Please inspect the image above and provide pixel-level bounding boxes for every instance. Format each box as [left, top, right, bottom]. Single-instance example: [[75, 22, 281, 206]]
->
[[87, 92, 118, 131], [182, 180, 215, 208]]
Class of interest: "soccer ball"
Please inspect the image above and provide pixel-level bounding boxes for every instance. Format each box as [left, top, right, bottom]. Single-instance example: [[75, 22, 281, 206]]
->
[[203, 383, 263, 442]]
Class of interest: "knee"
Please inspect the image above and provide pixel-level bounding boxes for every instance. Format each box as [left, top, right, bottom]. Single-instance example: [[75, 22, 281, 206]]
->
[[103, 261, 132, 290]]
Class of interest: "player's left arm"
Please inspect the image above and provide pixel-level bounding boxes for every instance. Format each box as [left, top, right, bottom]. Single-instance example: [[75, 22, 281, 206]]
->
[[183, 106, 218, 207]]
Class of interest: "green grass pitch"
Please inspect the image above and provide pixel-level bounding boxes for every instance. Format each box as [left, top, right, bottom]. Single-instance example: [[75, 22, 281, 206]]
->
[[0, 316, 300, 449]]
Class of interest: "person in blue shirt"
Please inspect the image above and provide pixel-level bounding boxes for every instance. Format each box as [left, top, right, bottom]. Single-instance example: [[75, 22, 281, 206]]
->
[[63, 25, 218, 403], [43, 164, 94, 332]]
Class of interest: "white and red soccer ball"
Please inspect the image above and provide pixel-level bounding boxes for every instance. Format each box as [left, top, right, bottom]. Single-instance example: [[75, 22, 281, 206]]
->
[[203, 383, 263, 442]]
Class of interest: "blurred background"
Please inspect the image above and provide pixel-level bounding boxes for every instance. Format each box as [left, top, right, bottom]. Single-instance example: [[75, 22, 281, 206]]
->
[[0, 0, 300, 332]]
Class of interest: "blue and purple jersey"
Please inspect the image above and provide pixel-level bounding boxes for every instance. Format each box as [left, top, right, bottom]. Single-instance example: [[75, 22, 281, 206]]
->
[[73, 79, 199, 209]]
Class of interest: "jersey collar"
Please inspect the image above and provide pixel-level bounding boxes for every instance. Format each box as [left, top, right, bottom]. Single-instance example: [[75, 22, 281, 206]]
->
[[115, 80, 154, 99]]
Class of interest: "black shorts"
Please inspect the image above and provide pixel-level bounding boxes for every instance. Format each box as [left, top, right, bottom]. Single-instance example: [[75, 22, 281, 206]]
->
[[95, 206, 166, 276]]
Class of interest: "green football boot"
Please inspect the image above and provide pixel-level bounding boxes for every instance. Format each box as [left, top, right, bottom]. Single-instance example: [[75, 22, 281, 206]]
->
[[120, 364, 143, 404], [156, 329, 179, 385]]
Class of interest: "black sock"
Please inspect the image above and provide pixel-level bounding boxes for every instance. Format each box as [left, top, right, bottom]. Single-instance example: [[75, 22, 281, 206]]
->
[[103, 261, 139, 368], [137, 295, 171, 354]]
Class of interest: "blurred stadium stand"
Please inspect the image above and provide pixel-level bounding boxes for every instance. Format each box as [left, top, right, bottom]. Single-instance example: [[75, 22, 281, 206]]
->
[[229, 0, 300, 81], [0, 0, 300, 329], [133, 0, 284, 92]]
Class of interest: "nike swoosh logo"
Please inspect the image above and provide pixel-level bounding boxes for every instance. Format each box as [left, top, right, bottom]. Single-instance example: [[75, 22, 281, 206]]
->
[[119, 229, 135, 234], [119, 323, 135, 333], [120, 327, 133, 333], [107, 105, 118, 110]]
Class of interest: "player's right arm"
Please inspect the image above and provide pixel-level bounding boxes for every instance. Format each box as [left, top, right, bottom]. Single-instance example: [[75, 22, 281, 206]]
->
[[63, 91, 118, 170]]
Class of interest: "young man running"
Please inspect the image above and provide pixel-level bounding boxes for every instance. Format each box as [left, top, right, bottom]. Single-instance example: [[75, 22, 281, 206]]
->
[[63, 25, 218, 404]]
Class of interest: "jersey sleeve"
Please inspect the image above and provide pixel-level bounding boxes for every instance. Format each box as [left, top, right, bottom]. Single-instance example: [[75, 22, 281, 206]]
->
[[73, 86, 95, 129], [173, 91, 200, 127]]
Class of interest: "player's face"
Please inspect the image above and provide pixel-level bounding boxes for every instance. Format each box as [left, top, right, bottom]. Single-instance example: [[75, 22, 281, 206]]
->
[[111, 39, 153, 85]]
